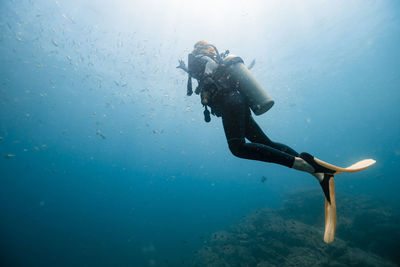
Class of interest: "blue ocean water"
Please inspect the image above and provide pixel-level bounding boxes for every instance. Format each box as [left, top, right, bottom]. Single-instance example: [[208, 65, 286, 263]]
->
[[1, 0, 399, 266]]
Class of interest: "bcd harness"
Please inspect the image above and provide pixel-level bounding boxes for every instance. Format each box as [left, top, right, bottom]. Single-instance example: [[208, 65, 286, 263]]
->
[[184, 45, 234, 122]]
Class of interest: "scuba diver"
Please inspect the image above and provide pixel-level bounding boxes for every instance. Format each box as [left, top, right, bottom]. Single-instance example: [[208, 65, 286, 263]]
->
[[177, 41, 336, 203]]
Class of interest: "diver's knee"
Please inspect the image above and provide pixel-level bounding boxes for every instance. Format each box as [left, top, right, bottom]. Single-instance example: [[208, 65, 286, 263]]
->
[[228, 140, 244, 158]]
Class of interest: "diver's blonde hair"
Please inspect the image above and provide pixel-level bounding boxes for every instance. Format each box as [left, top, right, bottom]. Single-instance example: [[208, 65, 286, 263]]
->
[[192, 40, 216, 55]]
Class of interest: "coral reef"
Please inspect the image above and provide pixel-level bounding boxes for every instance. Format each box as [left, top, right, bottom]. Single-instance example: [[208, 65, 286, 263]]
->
[[193, 191, 399, 266]]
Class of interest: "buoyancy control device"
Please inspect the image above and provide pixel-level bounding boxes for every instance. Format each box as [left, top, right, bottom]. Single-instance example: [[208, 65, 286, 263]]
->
[[180, 43, 274, 121]]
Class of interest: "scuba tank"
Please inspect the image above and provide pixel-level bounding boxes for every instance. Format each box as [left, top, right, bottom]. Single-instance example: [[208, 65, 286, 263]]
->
[[214, 55, 275, 116], [182, 42, 275, 120]]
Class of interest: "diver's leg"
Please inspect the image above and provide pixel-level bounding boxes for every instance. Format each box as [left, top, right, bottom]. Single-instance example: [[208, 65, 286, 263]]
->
[[237, 104, 329, 202], [222, 92, 296, 168], [244, 113, 323, 180], [245, 115, 299, 157], [225, 139, 298, 168], [225, 118, 323, 178]]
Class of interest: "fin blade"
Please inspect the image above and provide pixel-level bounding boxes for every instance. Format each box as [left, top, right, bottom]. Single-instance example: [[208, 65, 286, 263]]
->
[[324, 178, 337, 243], [315, 157, 376, 174], [345, 159, 376, 171]]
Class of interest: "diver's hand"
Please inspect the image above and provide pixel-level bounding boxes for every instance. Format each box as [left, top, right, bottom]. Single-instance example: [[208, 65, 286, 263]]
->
[[176, 59, 188, 72], [248, 59, 256, 70]]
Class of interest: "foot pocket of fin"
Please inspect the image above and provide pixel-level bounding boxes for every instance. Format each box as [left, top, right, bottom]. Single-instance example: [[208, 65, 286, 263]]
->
[[300, 152, 335, 174]]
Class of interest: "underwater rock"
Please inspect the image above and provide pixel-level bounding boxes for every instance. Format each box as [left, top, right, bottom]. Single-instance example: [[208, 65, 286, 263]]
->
[[193, 191, 399, 266]]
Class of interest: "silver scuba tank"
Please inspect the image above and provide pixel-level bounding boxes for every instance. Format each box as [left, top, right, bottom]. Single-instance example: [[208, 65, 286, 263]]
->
[[215, 55, 274, 115]]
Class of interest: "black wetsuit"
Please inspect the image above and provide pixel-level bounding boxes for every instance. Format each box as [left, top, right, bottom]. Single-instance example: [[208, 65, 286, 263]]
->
[[188, 52, 298, 168], [216, 90, 299, 168]]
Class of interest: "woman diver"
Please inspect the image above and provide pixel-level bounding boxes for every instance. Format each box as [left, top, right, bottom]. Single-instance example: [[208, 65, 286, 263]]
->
[[177, 41, 335, 203]]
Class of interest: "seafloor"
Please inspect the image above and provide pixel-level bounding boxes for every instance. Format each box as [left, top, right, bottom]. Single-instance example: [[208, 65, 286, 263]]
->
[[193, 191, 399, 267]]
